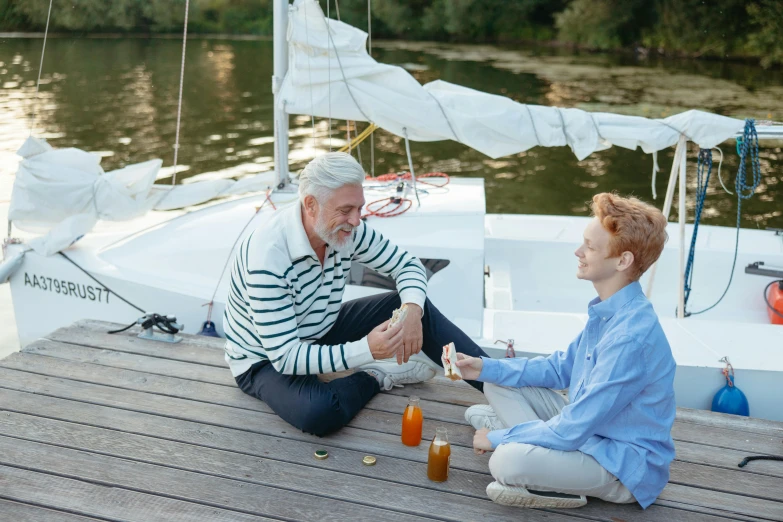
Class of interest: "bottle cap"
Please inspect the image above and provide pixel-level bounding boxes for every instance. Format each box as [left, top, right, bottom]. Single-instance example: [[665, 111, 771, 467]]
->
[[362, 455, 377, 466], [314, 450, 329, 460]]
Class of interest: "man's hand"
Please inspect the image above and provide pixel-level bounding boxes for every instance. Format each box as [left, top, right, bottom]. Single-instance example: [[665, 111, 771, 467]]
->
[[368, 320, 404, 360], [455, 353, 483, 381], [473, 427, 493, 455], [398, 304, 423, 364]]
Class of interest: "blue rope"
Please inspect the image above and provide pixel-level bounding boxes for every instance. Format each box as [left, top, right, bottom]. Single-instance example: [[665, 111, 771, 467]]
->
[[684, 119, 761, 317], [683, 148, 712, 313]]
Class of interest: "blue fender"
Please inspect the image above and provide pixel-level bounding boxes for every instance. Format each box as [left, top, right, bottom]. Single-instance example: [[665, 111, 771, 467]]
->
[[711, 374, 749, 417], [198, 320, 221, 338]]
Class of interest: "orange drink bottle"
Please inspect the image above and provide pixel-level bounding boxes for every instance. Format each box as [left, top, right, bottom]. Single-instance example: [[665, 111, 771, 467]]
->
[[427, 427, 451, 482], [401, 396, 423, 446]]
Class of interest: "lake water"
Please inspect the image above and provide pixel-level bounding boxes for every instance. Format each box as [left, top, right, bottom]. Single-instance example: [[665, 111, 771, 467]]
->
[[1, 36, 782, 228]]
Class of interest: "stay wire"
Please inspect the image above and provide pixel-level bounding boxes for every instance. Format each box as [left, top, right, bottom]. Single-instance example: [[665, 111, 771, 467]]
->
[[58, 252, 146, 314], [29, 0, 54, 137], [171, 0, 191, 185]]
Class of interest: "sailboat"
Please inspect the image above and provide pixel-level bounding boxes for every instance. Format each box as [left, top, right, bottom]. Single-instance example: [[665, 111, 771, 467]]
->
[[3, 0, 783, 421]]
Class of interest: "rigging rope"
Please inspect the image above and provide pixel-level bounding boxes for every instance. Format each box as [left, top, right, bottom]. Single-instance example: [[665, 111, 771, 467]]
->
[[368, 0, 375, 175], [682, 148, 712, 314], [327, 0, 332, 150], [681, 119, 762, 317], [303, 0, 317, 151], [203, 189, 277, 324], [29, 0, 54, 137], [337, 124, 377, 153], [171, 0, 191, 185], [402, 128, 421, 207]]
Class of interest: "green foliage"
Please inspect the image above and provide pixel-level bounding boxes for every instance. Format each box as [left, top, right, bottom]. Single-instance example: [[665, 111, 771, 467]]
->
[[746, 0, 783, 67], [1, 0, 780, 65], [556, 0, 655, 49], [645, 0, 749, 57]]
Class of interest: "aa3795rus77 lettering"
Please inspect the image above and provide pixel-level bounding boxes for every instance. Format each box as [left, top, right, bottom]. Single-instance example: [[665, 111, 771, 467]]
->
[[23, 273, 110, 304]]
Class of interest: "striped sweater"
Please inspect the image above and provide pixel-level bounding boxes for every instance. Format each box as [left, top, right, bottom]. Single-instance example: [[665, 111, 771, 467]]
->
[[223, 201, 428, 377]]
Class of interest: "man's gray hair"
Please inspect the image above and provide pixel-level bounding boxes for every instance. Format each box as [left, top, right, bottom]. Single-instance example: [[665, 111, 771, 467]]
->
[[298, 152, 366, 202]]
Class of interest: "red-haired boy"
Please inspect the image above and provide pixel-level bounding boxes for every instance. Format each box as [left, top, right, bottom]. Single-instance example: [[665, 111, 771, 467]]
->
[[457, 193, 675, 510]]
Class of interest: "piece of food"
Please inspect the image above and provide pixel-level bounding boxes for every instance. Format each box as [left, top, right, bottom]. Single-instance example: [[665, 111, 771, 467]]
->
[[441, 342, 462, 381], [387, 304, 409, 330]]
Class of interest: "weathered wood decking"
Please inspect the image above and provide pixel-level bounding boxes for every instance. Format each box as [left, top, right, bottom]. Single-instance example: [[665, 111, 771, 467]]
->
[[1, 320, 782, 522]]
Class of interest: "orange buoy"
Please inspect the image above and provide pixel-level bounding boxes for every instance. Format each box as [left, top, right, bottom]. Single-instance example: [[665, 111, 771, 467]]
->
[[766, 281, 783, 325]]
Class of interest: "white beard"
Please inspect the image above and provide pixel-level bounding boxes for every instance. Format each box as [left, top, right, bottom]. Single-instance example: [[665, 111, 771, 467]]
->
[[315, 215, 354, 252]]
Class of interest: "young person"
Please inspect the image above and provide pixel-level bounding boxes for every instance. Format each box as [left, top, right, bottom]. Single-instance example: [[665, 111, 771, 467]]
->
[[456, 192, 676, 510]]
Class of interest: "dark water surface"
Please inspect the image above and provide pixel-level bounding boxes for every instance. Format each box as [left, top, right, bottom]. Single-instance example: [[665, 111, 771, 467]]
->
[[1, 37, 781, 227]]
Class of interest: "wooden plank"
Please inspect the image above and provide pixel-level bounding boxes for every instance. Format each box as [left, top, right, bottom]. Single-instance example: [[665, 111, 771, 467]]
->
[[0, 403, 733, 522], [0, 410, 488, 495], [675, 440, 783, 479], [676, 407, 783, 437], [57, 321, 488, 399], [0, 437, 453, 522], [45, 321, 225, 366], [655, 499, 764, 522], [659, 483, 783, 522], [0, 500, 103, 522], [669, 460, 783, 502], [15, 347, 783, 467], [66, 318, 225, 351], [1, 349, 471, 425], [6, 351, 782, 464], [0, 434, 587, 522], [672, 421, 783, 458], [21, 340, 236, 386], [0, 380, 776, 521], [0, 376, 491, 472], [0, 361, 479, 449], [0, 465, 274, 522], [61, 320, 783, 435], [4, 358, 783, 485]]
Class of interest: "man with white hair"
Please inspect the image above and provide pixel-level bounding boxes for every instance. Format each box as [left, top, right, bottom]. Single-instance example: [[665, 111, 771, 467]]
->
[[224, 152, 490, 436]]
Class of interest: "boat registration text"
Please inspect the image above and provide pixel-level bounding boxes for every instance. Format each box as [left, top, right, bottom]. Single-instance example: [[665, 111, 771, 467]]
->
[[23, 272, 110, 304]]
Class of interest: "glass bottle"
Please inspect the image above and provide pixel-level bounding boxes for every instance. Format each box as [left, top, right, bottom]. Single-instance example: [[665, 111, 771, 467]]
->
[[427, 427, 451, 482], [401, 396, 423, 446]]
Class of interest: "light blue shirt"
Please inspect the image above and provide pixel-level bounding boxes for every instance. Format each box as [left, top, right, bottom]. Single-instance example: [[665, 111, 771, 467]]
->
[[480, 281, 676, 509]]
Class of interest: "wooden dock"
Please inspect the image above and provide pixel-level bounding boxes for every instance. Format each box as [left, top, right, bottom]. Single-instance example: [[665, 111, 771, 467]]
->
[[1, 319, 782, 521]]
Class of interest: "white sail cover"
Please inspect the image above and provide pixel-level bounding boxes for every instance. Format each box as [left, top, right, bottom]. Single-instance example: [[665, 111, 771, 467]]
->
[[280, 0, 745, 160], [9, 137, 278, 255]]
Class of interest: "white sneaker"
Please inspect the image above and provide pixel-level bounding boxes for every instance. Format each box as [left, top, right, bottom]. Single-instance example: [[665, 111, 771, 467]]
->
[[362, 352, 440, 391], [486, 482, 587, 509], [465, 404, 504, 431]]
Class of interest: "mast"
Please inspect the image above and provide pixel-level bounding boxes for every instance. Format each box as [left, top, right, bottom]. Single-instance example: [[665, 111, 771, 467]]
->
[[273, 0, 290, 188]]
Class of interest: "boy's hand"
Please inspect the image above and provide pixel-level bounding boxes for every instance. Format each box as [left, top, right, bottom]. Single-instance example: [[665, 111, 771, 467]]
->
[[455, 353, 483, 381], [473, 427, 493, 455]]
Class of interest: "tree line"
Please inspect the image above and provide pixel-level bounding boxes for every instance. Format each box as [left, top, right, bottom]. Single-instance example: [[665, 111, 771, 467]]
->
[[2, 0, 781, 66]]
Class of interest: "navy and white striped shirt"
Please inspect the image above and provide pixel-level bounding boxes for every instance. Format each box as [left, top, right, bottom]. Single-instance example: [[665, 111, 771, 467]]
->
[[223, 201, 428, 377]]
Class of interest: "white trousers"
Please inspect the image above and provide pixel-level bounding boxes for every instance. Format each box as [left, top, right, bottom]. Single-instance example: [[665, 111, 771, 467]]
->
[[485, 383, 636, 504]]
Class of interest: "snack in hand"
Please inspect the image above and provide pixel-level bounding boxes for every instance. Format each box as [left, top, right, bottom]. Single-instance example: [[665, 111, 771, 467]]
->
[[441, 342, 463, 381], [387, 304, 409, 330]]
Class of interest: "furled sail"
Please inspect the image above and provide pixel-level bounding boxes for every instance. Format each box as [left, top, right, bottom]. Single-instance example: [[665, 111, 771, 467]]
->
[[8, 136, 278, 255], [280, 0, 745, 160]]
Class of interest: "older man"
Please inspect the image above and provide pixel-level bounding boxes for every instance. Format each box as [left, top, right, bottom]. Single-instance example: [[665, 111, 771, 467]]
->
[[224, 152, 489, 436]]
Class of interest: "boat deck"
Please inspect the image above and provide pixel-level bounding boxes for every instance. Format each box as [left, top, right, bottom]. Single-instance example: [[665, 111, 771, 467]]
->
[[1, 319, 782, 521]]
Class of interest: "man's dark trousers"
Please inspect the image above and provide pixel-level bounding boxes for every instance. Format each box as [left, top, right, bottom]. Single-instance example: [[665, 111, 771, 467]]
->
[[235, 291, 489, 436]]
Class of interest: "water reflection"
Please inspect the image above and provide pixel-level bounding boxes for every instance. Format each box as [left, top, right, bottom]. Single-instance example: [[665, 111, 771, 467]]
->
[[0, 36, 781, 228]]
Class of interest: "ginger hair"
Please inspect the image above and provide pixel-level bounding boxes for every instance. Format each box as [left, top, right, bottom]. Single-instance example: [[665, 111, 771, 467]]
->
[[590, 193, 668, 280]]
